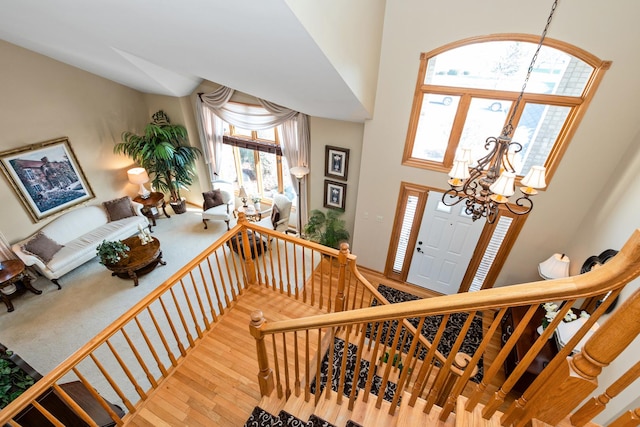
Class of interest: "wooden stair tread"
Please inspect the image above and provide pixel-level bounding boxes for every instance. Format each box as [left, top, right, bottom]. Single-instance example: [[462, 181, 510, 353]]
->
[[456, 395, 503, 427], [397, 391, 455, 427]]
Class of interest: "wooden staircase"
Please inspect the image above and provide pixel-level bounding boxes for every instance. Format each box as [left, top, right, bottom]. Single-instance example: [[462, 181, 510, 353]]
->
[[3, 222, 640, 427]]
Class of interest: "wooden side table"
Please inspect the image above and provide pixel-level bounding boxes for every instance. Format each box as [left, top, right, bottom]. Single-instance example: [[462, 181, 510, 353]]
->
[[133, 192, 170, 230], [0, 259, 42, 312]]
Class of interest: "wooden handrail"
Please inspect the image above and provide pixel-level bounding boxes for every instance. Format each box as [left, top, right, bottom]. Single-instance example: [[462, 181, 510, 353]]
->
[[252, 228, 640, 336]]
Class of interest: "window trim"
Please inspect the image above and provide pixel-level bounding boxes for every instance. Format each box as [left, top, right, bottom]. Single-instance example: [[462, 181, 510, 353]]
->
[[402, 33, 611, 188]]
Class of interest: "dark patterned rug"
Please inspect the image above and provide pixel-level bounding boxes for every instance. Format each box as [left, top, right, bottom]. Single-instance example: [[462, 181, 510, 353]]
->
[[371, 284, 484, 383], [309, 337, 399, 404], [244, 406, 338, 427]]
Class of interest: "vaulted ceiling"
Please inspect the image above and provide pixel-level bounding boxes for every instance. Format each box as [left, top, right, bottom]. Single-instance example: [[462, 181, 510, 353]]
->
[[0, 1, 381, 122]]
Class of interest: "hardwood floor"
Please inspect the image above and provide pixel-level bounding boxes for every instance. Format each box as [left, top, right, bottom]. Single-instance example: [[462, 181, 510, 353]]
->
[[124, 265, 514, 426], [125, 285, 327, 426]]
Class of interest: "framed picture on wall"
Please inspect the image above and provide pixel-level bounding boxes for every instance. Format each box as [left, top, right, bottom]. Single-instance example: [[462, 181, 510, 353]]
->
[[325, 145, 349, 181], [324, 180, 346, 210], [0, 137, 95, 222]]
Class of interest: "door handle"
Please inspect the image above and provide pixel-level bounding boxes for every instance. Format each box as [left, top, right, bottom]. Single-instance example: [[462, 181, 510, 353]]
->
[[417, 247, 423, 253]]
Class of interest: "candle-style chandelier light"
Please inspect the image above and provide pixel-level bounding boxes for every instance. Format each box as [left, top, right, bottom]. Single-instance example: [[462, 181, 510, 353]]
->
[[442, 0, 558, 223]]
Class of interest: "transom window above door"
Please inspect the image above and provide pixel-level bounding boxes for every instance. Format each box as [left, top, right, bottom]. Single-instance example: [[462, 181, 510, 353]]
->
[[402, 35, 610, 186]]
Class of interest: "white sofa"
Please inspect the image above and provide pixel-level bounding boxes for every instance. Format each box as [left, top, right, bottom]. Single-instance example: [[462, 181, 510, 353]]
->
[[12, 200, 148, 288]]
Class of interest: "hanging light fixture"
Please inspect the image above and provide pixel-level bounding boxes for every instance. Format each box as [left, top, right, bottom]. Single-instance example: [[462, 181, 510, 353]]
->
[[442, 0, 558, 223]]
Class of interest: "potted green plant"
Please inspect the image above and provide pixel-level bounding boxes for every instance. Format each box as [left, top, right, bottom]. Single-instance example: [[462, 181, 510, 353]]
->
[[303, 209, 350, 250], [0, 348, 36, 409], [115, 110, 202, 214], [96, 240, 130, 265]]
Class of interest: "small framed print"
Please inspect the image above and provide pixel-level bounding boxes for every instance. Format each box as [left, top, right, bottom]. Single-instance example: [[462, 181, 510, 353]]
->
[[324, 180, 346, 210], [325, 145, 349, 181], [0, 137, 95, 222]]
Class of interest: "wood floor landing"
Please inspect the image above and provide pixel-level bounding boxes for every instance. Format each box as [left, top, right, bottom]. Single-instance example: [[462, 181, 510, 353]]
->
[[124, 285, 327, 427]]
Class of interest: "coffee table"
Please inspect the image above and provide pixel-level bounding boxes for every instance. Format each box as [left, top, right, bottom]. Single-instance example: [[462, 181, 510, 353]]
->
[[104, 236, 165, 286], [0, 259, 42, 312]]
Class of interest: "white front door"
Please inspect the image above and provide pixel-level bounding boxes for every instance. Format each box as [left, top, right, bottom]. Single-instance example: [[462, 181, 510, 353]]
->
[[406, 191, 485, 294]]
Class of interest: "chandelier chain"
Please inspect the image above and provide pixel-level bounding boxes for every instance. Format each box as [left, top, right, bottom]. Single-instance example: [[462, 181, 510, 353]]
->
[[503, 0, 559, 138]]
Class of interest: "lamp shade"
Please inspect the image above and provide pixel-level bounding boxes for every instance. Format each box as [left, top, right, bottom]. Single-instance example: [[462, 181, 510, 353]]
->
[[448, 160, 470, 180], [238, 186, 248, 199], [127, 168, 149, 185], [455, 147, 473, 164], [489, 172, 515, 203], [538, 253, 570, 280], [127, 168, 150, 198], [521, 166, 547, 190], [290, 166, 310, 179]]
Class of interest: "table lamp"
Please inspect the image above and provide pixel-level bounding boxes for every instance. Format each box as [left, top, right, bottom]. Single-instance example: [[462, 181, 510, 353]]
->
[[538, 253, 570, 280], [127, 168, 150, 199], [238, 186, 248, 207]]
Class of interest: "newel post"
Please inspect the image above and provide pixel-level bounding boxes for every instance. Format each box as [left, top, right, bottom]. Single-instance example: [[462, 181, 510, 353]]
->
[[238, 213, 257, 285], [334, 243, 350, 312], [521, 287, 640, 426], [249, 310, 274, 396]]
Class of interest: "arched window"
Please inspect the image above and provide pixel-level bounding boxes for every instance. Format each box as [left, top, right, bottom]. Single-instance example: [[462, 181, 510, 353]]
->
[[402, 34, 610, 186]]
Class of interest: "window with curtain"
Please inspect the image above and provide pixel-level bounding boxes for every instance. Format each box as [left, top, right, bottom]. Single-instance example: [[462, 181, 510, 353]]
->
[[218, 121, 296, 204], [402, 35, 610, 186]]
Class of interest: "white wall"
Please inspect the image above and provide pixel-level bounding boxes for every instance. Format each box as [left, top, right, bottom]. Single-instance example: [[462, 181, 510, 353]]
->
[[286, 0, 386, 117]]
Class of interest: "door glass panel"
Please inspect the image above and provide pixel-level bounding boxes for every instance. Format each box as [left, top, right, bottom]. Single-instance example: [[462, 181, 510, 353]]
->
[[411, 93, 460, 162]]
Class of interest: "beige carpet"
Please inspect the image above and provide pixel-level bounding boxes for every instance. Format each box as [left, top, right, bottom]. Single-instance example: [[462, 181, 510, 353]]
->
[[0, 206, 233, 376]]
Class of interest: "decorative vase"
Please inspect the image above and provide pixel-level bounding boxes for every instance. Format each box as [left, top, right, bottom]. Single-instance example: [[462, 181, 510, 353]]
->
[[254, 202, 261, 211]]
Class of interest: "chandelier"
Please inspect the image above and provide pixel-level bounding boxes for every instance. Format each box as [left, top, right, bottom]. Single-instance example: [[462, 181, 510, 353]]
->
[[442, 0, 558, 224]]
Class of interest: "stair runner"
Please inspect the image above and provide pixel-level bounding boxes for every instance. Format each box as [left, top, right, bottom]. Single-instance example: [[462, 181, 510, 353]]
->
[[244, 337, 390, 427], [244, 406, 364, 427], [309, 337, 398, 403]]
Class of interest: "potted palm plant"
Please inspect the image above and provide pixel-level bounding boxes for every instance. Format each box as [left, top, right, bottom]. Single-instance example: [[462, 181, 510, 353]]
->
[[303, 209, 350, 250], [115, 110, 201, 214]]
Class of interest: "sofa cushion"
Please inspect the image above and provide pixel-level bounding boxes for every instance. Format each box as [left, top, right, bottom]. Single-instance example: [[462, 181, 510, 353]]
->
[[103, 197, 135, 221], [203, 190, 224, 211], [22, 232, 63, 263], [271, 204, 280, 228]]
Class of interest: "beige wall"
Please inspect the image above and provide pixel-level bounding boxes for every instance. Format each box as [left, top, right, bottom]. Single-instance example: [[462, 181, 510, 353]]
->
[[308, 117, 364, 241], [0, 40, 148, 244], [564, 131, 640, 424]]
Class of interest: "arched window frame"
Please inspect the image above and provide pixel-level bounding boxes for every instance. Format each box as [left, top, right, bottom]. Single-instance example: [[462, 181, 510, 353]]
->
[[402, 34, 611, 188]]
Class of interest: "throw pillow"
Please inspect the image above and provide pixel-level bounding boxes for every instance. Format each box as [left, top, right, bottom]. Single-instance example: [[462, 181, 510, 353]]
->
[[22, 232, 64, 264], [203, 190, 224, 211], [270, 204, 281, 228], [103, 197, 136, 221]]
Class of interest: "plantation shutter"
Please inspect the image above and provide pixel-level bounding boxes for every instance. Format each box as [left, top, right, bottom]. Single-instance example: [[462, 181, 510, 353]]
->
[[392, 195, 418, 273], [469, 216, 513, 292]]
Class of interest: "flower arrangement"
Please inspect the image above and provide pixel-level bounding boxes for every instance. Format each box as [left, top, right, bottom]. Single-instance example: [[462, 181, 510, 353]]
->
[[251, 195, 261, 204], [541, 302, 589, 329]]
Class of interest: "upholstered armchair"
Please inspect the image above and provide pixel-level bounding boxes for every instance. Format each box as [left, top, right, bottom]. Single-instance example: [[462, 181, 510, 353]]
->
[[257, 193, 292, 233], [202, 182, 235, 230]]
